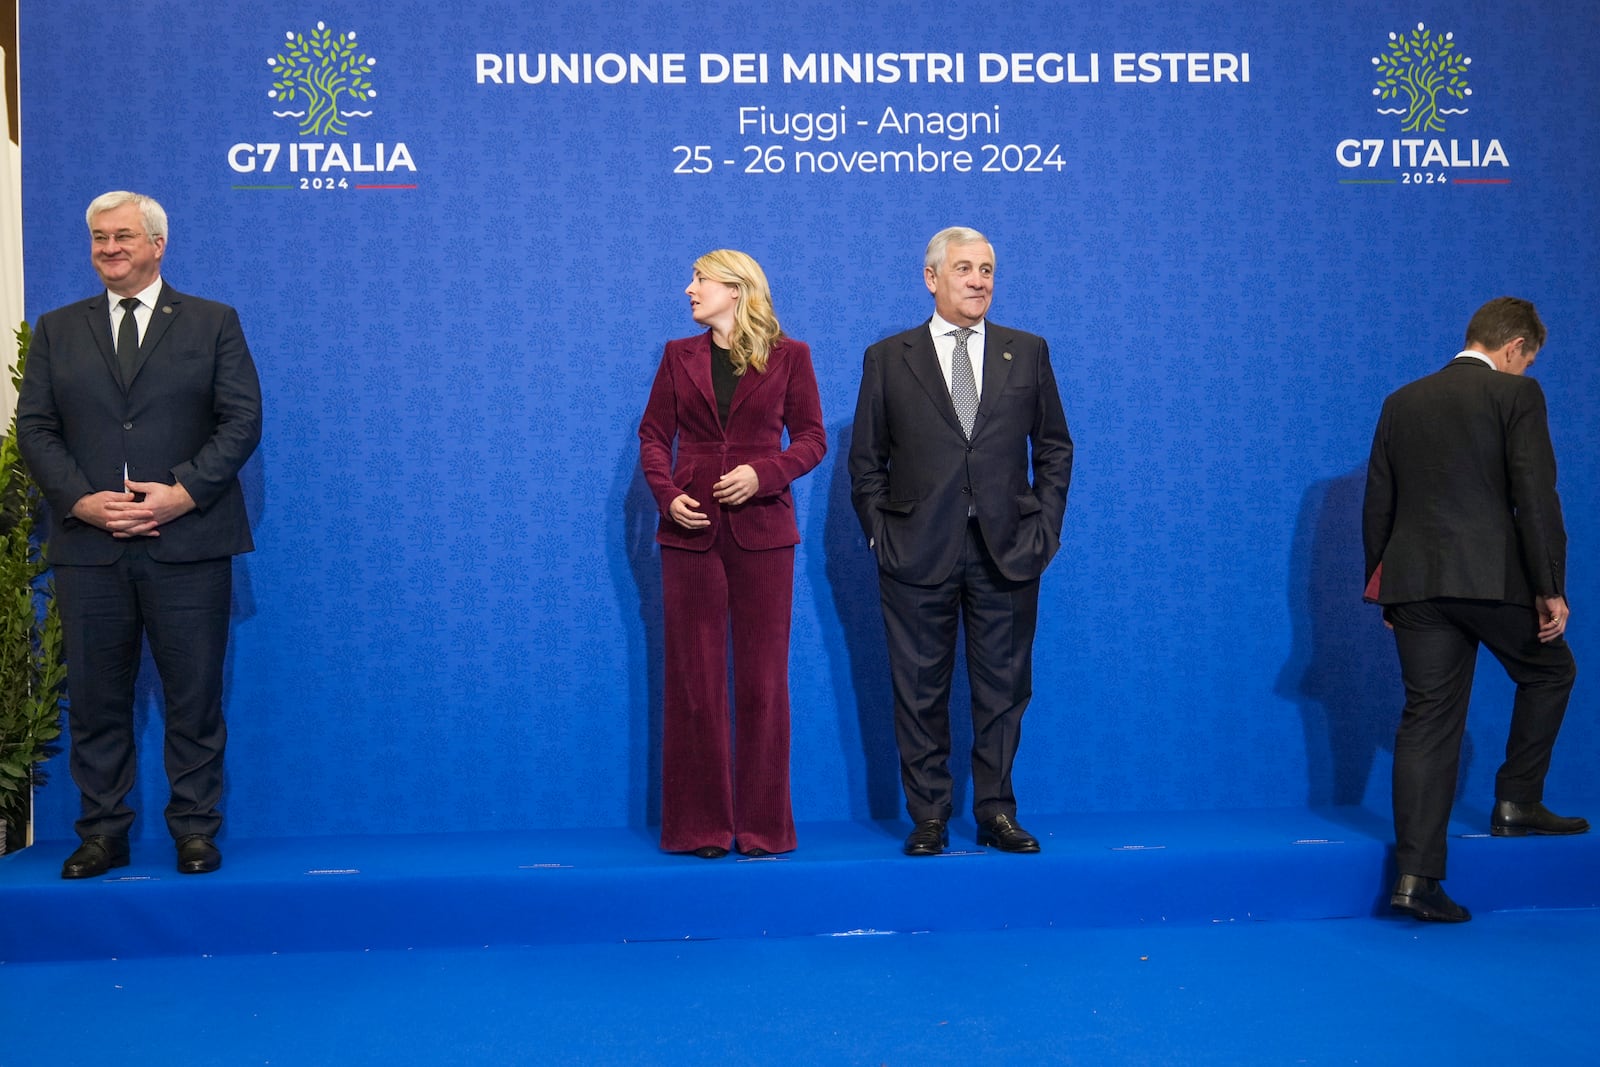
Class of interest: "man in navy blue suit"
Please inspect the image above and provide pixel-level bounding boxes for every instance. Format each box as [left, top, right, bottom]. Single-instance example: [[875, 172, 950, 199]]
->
[[850, 226, 1073, 856], [1364, 296, 1585, 922], [19, 191, 262, 878]]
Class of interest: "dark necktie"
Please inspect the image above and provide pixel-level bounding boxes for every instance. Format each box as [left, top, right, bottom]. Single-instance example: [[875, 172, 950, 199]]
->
[[116, 297, 141, 383], [951, 327, 978, 438]]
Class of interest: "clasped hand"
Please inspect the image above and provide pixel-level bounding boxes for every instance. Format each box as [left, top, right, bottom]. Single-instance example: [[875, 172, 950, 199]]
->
[[73, 480, 196, 538], [669, 464, 760, 530]]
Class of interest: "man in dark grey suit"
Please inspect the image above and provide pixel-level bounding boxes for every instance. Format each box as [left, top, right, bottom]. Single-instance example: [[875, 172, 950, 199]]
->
[[18, 191, 262, 878], [849, 227, 1073, 856], [1364, 296, 1585, 922]]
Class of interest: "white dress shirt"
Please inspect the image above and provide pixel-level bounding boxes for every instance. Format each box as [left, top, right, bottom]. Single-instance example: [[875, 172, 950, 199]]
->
[[108, 276, 165, 348], [928, 311, 986, 402]]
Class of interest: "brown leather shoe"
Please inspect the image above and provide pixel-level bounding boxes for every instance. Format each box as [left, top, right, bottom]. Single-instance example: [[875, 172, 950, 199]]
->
[[61, 836, 131, 879], [176, 834, 222, 874], [977, 813, 1041, 853]]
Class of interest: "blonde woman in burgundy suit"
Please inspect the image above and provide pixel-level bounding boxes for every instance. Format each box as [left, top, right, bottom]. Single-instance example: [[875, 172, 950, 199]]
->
[[638, 250, 826, 858]]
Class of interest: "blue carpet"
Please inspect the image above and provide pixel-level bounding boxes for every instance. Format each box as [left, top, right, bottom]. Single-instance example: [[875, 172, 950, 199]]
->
[[6, 808, 1598, 963], [3, 909, 1597, 1065], [5, 808, 1597, 1064]]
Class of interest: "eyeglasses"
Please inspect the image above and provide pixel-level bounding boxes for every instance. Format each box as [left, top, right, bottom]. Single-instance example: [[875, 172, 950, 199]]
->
[[90, 230, 149, 247]]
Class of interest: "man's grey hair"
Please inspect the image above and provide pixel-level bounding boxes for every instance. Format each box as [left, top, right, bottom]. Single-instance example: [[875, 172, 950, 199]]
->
[[85, 191, 169, 242], [924, 226, 991, 273]]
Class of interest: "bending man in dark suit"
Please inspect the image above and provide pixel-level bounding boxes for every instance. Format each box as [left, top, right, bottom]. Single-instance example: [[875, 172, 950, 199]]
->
[[849, 227, 1073, 856], [18, 191, 262, 878], [1364, 296, 1585, 923]]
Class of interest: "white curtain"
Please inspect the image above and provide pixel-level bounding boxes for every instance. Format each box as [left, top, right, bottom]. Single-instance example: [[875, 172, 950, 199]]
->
[[0, 41, 21, 426]]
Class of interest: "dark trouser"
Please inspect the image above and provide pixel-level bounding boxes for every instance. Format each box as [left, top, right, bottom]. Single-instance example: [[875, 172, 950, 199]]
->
[[1388, 598, 1577, 879], [54, 545, 234, 842], [879, 520, 1040, 824], [658, 524, 797, 855]]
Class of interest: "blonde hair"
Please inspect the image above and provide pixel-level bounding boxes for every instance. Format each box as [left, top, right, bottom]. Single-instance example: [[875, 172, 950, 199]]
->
[[693, 249, 782, 375]]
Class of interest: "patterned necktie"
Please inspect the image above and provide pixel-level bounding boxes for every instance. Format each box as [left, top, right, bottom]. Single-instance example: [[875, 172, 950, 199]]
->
[[116, 297, 141, 383], [950, 326, 978, 438]]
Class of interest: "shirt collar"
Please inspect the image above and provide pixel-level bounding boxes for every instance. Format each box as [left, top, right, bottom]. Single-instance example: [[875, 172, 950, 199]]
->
[[929, 311, 985, 339], [1455, 348, 1497, 370], [108, 276, 164, 311]]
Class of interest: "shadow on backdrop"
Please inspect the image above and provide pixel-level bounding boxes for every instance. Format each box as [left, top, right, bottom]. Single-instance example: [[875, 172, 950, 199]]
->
[[614, 437, 664, 831], [1278, 467, 1475, 835], [1280, 468, 1393, 804], [815, 421, 972, 829]]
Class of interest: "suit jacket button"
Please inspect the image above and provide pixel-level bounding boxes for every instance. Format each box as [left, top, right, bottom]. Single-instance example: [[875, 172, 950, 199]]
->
[[961, 486, 971, 494], [123, 422, 133, 430]]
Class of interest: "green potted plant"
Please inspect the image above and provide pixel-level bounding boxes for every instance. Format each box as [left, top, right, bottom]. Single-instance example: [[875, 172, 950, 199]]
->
[[0, 321, 67, 854]]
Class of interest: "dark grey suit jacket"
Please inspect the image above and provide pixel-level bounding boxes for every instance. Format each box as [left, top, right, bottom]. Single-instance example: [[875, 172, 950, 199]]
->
[[1363, 355, 1565, 607], [849, 319, 1073, 586], [17, 282, 263, 565]]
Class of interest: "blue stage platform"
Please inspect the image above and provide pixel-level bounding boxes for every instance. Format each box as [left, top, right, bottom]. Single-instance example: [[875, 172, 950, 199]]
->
[[4, 804, 1597, 964]]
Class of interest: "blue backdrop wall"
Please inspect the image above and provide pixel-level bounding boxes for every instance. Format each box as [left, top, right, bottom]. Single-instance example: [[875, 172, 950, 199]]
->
[[18, 1, 1600, 840]]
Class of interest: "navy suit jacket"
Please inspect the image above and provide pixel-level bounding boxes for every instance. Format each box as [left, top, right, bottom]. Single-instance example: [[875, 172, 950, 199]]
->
[[849, 319, 1073, 585], [1363, 356, 1565, 607], [18, 282, 263, 565]]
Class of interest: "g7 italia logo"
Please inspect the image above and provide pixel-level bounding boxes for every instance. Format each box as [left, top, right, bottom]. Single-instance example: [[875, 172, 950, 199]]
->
[[228, 21, 417, 191], [1371, 23, 1469, 133], [1335, 23, 1507, 186], [268, 21, 378, 136]]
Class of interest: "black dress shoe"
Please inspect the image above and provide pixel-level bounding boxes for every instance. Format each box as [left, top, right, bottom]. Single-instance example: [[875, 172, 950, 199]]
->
[[977, 813, 1041, 853], [690, 845, 728, 859], [739, 847, 771, 858], [176, 834, 222, 874], [1491, 800, 1590, 837], [903, 819, 948, 856], [61, 836, 131, 879], [1390, 874, 1471, 923]]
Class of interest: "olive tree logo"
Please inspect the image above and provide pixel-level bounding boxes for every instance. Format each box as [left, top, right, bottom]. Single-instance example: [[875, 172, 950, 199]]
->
[[1371, 23, 1471, 133], [266, 22, 377, 137]]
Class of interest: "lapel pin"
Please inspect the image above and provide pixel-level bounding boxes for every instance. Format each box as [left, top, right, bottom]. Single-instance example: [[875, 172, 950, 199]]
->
[[1002, 351, 1013, 361], [162, 306, 173, 314]]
